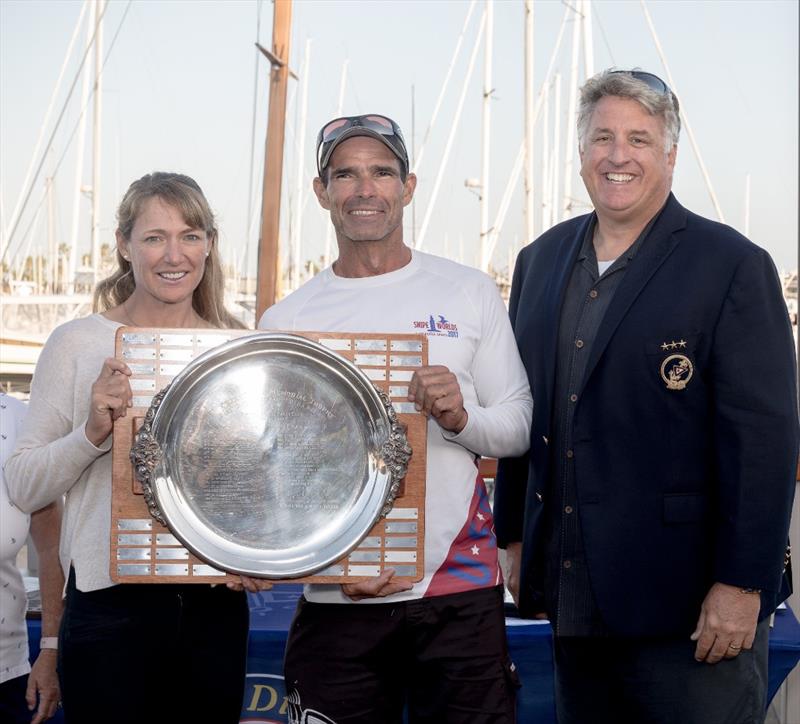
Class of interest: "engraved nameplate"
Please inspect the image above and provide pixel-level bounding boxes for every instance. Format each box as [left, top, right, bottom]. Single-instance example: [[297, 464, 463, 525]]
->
[[156, 534, 181, 546], [117, 548, 151, 560], [156, 548, 189, 560], [391, 566, 417, 577], [384, 522, 417, 534], [196, 334, 231, 347], [319, 338, 351, 351], [354, 354, 387, 366], [384, 551, 417, 563], [124, 348, 156, 360], [192, 565, 226, 576], [122, 333, 156, 345], [391, 341, 423, 352], [363, 369, 387, 381], [159, 348, 194, 362], [128, 364, 156, 375], [117, 519, 153, 530], [348, 565, 381, 577], [130, 379, 156, 391], [155, 564, 189, 576], [386, 508, 418, 520], [117, 564, 151, 576], [118, 534, 151, 545], [317, 565, 345, 576], [385, 537, 417, 548], [355, 339, 387, 351], [390, 355, 422, 367]]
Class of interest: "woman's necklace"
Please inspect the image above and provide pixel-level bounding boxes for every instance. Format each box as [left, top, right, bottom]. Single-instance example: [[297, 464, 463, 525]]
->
[[121, 300, 143, 327]]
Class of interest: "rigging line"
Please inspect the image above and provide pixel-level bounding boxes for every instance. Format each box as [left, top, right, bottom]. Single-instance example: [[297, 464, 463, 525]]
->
[[13, 197, 45, 281], [2, 0, 109, 259], [639, 0, 724, 222], [589, 2, 616, 67], [2, 0, 133, 266], [7, 187, 49, 269], [245, 0, 265, 274], [2, 0, 89, 258], [415, 9, 487, 251], [412, 0, 476, 176]]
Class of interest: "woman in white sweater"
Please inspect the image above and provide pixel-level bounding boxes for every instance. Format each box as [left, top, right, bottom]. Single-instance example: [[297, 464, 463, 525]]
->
[[5, 172, 263, 723]]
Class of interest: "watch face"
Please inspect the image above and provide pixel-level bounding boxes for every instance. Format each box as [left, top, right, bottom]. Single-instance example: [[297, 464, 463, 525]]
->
[[132, 332, 410, 578]]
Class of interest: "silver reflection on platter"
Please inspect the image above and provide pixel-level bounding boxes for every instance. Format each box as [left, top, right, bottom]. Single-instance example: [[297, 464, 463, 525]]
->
[[130, 332, 411, 578]]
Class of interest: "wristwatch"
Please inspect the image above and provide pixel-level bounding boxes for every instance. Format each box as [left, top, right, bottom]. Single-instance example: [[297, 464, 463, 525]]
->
[[740, 588, 761, 595], [39, 637, 58, 650]]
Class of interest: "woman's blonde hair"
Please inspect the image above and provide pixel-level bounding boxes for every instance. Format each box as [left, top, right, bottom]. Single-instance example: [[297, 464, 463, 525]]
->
[[93, 172, 245, 329]]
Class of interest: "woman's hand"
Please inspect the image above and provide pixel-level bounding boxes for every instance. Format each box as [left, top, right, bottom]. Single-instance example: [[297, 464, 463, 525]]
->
[[27, 649, 60, 723], [226, 575, 274, 593], [85, 358, 132, 447]]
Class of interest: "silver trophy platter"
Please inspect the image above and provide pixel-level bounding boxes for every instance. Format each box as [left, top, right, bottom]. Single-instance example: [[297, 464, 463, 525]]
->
[[130, 332, 411, 578]]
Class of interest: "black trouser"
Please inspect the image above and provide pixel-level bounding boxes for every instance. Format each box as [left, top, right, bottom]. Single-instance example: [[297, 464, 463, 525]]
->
[[284, 585, 519, 724], [0, 675, 33, 724], [58, 569, 249, 724], [553, 618, 769, 724]]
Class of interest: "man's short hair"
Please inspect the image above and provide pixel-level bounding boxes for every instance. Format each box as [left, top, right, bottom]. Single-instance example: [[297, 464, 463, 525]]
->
[[577, 69, 681, 153]]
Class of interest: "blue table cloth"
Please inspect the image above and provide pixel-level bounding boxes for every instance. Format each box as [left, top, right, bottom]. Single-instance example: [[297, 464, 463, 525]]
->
[[26, 586, 800, 723]]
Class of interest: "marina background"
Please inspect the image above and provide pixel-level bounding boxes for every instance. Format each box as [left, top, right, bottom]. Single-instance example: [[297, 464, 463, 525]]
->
[[1, 0, 797, 294]]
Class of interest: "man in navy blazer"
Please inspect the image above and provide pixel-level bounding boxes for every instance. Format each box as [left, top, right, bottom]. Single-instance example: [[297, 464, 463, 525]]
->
[[494, 69, 798, 723]]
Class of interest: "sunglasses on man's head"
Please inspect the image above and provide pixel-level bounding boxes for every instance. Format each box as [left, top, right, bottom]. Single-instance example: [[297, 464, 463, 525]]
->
[[318, 114, 402, 143], [316, 114, 408, 175], [608, 70, 671, 96]]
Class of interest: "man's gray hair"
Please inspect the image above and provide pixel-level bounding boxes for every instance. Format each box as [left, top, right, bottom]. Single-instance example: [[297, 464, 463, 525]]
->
[[577, 69, 681, 153]]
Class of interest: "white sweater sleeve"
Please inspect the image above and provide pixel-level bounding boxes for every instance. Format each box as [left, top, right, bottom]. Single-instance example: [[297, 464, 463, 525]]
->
[[4, 325, 110, 514], [443, 275, 532, 458]]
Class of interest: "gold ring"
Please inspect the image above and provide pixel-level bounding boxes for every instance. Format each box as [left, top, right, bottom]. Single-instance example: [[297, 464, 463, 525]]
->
[[728, 644, 741, 650]]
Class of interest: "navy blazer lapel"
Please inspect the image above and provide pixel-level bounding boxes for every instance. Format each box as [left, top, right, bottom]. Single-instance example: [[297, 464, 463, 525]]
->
[[540, 214, 592, 405], [579, 195, 688, 393]]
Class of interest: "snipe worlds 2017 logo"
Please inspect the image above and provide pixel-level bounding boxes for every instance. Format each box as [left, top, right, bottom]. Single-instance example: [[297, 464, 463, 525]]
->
[[412, 314, 459, 338]]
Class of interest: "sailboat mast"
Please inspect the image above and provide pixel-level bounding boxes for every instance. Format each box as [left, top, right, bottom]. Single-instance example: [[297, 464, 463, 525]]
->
[[91, 0, 105, 284], [291, 39, 311, 292], [523, 0, 534, 245], [256, 0, 292, 320], [562, 0, 582, 222], [69, 0, 94, 293], [478, 0, 493, 272]]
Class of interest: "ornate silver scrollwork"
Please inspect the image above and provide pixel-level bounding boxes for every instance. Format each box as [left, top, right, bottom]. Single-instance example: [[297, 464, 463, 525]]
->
[[375, 387, 413, 519], [129, 385, 171, 525]]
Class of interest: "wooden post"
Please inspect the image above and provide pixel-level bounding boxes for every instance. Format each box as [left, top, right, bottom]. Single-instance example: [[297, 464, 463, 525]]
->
[[256, 0, 292, 322]]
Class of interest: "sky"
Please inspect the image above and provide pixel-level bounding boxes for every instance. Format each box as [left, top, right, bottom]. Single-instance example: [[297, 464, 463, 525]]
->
[[1, 0, 797, 288]]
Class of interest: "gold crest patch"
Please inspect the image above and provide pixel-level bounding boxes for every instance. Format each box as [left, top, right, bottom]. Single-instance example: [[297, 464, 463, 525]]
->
[[660, 354, 693, 390]]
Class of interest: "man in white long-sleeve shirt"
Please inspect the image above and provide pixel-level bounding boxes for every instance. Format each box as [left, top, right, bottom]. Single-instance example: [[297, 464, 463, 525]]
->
[[258, 114, 532, 724]]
